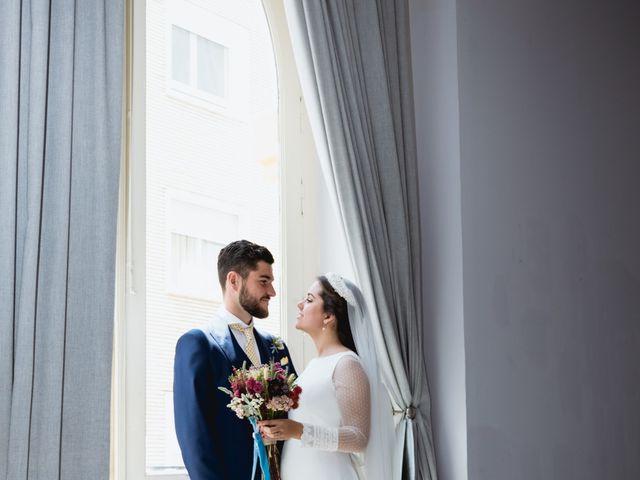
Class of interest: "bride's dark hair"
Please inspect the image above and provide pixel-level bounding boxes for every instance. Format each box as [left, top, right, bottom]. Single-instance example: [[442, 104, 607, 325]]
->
[[317, 276, 357, 354]]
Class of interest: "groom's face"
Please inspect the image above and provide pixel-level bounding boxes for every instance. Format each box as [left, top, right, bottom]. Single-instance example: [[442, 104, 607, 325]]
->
[[238, 261, 276, 319]]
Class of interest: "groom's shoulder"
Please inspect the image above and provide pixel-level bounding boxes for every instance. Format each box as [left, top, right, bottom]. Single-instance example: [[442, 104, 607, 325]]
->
[[254, 327, 287, 347], [254, 328, 292, 361], [179, 327, 207, 340], [255, 327, 275, 341], [176, 328, 206, 348], [176, 324, 218, 352]]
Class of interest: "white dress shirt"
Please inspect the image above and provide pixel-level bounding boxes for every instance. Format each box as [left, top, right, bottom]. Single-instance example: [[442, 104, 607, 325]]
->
[[217, 307, 262, 364]]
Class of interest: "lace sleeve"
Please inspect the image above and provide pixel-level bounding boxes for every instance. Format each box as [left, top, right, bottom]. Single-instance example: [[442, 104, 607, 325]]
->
[[300, 355, 371, 453]]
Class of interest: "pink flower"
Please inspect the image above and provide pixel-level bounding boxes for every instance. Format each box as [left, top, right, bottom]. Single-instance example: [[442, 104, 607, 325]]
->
[[246, 377, 264, 395], [266, 395, 294, 412]]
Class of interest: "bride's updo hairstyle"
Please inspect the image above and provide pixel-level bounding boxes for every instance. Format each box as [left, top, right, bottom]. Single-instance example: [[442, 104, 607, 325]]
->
[[317, 275, 357, 354]]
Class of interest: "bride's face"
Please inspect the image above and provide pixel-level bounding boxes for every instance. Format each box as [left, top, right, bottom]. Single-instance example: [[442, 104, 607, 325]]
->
[[295, 280, 328, 334]]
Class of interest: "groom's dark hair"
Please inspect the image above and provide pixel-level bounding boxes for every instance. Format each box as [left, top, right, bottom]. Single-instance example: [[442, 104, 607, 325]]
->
[[217, 240, 274, 291]]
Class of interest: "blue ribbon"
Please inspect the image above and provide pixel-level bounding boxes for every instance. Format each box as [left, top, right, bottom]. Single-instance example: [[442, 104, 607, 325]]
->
[[248, 416, 270, 480]]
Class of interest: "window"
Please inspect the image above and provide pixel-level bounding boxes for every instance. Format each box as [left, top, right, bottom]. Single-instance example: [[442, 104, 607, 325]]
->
[[165, 0, 250, 114], [148, 0, 279, 470], [196, 35, 226, 96], [170, 25, 227, 100], [166, 195, 241, 301], [113, 0, 322, 478], [168, 234, 221, 299], [170, 26, 190, 84]]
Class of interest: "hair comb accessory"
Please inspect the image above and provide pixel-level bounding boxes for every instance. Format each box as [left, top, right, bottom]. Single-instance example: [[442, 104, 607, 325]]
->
[[324, 272, 356, 307]]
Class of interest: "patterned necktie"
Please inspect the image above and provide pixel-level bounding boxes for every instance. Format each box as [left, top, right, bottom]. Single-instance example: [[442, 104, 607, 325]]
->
[[229, 323, 260, 366]]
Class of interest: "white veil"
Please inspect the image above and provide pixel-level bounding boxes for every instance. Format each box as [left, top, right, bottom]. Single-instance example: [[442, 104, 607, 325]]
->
[[325, 273, 394, 480]]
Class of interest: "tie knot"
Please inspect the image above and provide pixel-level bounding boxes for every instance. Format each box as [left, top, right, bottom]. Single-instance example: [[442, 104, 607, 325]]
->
[[229, 323, 253, 334]]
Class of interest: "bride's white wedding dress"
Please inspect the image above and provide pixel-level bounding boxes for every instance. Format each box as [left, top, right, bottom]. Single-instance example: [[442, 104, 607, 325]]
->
[[280, 351, 370, 480]]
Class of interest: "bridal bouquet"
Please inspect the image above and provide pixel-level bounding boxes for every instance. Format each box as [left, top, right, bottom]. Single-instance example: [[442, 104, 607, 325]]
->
[[219, 360, 301, 480], [219, 360, 301, 420]]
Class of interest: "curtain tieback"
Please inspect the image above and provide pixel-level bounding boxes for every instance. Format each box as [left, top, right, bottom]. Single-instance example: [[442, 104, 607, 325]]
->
[[393, 405, 417, 420]]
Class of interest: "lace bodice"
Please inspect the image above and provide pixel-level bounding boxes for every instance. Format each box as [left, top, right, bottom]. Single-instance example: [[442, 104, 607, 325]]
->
[[300, 353, 370, 452]]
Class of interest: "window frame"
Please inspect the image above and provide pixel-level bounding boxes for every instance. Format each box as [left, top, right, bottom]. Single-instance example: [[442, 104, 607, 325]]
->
[[111, 0, 320, 478]]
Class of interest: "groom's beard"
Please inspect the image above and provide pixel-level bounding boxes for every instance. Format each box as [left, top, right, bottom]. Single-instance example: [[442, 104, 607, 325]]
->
[[239, 284, 270, 319]]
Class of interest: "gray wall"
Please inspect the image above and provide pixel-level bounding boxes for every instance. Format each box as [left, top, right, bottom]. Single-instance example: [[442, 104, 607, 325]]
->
[[410, 0, 468, 479], [413, 0, 640, 478]]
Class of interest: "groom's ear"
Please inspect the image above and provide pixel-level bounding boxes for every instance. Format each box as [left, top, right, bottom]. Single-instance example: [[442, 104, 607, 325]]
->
[[227, 271, 240, 292]]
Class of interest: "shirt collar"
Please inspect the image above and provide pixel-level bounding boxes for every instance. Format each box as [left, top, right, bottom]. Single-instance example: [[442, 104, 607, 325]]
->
[[219, 306, 254, 328]]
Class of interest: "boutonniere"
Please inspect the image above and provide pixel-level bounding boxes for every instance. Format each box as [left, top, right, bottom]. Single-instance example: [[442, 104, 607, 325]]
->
[[270, 336, 285, 356]]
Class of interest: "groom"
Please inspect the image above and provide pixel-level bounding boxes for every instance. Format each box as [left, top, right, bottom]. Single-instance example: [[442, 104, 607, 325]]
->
[[173, 240, 295, 479]]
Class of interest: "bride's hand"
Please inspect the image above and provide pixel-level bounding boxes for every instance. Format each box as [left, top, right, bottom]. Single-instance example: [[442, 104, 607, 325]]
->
[[258, 419, 304, 441]]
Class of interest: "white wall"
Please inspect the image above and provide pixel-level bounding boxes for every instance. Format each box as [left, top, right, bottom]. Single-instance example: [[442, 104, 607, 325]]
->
[[412, 0, 640, 478]]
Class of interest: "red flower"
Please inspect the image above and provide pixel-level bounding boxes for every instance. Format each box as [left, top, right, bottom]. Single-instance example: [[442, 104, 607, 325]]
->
[[291, 385, 302, 401], [246, 377, 264, 395], [231, 379, 246, 397]]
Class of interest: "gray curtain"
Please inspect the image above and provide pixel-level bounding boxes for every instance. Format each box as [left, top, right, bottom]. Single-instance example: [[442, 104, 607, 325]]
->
[[284, 1, 437, 479], [0, 1, 124, 478]]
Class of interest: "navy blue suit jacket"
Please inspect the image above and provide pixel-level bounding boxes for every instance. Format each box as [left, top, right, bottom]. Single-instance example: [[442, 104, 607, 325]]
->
[[173, 312, 296, 480]]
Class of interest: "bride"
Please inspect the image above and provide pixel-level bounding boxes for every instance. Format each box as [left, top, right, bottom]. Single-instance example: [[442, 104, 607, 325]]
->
[[259, 273, 394, 480]]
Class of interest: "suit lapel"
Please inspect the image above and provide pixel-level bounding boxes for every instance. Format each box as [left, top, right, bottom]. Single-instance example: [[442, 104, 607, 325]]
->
[[205, 313, 248, 367], [206, 310, 280, 367], [228, 330, 252, 366], [254, 328, 273, 363]]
